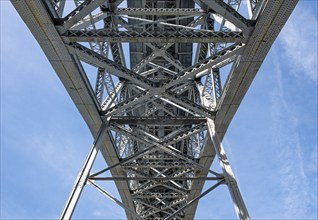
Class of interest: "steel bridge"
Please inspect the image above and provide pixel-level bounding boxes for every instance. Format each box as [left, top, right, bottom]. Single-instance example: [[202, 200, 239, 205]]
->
[[11, 0, 297, 219]]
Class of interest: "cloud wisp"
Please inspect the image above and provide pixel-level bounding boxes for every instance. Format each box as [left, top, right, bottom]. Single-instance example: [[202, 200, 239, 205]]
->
[[270, 50, 317, 219], [279, 4, 318, 83]]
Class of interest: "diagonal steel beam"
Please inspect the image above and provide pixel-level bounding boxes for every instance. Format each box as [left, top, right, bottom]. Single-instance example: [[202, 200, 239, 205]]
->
[[207, 119, 250, 220], [214, 0, 299, 140], [164, 43, 245, 89], [164, 179, 225, 220], [72, 54, 102, 111], [70, 12, 108, 30], [200, 0, 253, 34], [161, 92, 216, 119], [88, 180, 144, 220], [101, 91, 152, 117], [90, 123, 217, 179], [59, 123, 108, 220], [44, 0, 63, 18], [68, 42, 154, 89], [90, 145, 158, 178], [101, 81, 124, 110], [62, 0, 106, 30], [137, 199, 173, 217]]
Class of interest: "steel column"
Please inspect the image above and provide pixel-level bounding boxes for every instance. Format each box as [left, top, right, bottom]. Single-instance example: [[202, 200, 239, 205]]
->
[[207, 119, 250, 220], [59, 122, 108, 220]]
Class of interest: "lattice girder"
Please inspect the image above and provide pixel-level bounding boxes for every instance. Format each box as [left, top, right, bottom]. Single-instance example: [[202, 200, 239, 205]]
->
[[10, 0, 298, 219]]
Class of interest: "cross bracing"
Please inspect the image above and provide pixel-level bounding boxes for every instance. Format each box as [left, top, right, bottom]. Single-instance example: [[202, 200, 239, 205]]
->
[[11, 0, 298, 219]]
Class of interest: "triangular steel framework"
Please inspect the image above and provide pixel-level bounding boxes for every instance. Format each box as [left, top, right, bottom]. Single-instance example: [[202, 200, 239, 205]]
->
[[11, 0, 298, 219]]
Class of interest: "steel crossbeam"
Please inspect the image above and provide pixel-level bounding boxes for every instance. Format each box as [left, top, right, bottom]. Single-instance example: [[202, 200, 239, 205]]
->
[[110, 116, 206, 125], [11, 0, 298, 219], [65, 30, 244, 43], [113, 7, 205, 16]]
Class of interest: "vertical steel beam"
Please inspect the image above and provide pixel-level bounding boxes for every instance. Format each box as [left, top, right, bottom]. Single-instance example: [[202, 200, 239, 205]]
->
[[59, 123, 108, 220], [212, 68, 222, 103], [206, 119, 250, 220]]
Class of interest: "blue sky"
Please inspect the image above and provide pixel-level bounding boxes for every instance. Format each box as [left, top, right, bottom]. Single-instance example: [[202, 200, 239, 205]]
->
[[1, 1, 317, 219]]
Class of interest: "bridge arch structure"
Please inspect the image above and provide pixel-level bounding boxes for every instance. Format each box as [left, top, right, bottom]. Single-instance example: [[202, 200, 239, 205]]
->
[[11, 0, 298, 219]]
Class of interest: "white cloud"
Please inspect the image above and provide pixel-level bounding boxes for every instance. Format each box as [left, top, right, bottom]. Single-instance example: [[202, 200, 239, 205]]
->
[[279, 4, 318, 83], [270, 51, 316, 219]]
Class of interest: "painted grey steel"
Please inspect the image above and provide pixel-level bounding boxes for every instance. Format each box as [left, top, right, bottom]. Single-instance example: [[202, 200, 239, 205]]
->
[[164, 179, 225, 220], [113, 7, 205, 16], [88, 179, 144, 220], [11, 0, 298, 219], [65, 30, 244, 43], [207, 118, 250, 219], [59, 123, 108, 220], [110, 116, 206, 125]]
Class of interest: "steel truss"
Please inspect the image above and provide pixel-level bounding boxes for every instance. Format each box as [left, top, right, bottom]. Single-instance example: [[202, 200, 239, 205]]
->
[[11, 0, 298, 219]]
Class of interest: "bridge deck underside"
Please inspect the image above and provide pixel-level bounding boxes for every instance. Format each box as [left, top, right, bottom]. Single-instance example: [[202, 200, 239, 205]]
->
[[11, 0, 298, 219]]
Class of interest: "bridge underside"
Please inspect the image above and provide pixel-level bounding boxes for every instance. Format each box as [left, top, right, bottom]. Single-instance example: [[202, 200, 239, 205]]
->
[[11, 0, 297, 219]]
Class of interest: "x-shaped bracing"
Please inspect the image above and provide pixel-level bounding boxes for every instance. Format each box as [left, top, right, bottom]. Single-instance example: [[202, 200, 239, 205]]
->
[[86, 121, 225, 220], [69, 41, 245, 119], [48, 0, 258, 219]]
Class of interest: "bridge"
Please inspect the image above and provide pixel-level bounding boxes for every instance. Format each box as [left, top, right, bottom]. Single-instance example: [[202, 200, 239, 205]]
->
[[11, 0, 298, 219]]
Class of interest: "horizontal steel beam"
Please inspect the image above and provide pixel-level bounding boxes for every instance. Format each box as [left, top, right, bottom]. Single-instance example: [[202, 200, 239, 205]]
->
[[112, 7, 205, 16], [132, 192, 183, 199], [110, 116, 206, 125], [65, 30, 244, 43], [89, 177, 223, 181], [122, 161, 196, 168]]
